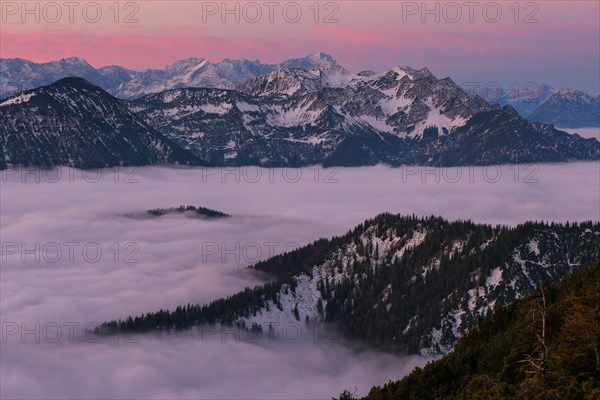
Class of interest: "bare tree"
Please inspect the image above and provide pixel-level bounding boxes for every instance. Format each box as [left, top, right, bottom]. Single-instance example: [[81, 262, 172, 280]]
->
[[521, 284, 549, 377]]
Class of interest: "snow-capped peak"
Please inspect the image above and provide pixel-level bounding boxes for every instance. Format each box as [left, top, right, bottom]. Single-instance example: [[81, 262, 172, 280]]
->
[[392, 66, 435, 80], [389, 66, 412, 80], [310, 62, 360, 87], [162, 58, 209, 73], [367, 65, 436, 85], [305, 52, 336, 64], [236, 68, 320, 97], [58, 56, 91, 66]]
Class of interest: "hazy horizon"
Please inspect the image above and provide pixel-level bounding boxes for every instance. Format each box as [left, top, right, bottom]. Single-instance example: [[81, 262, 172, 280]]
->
[[1, 1, 598, 91]]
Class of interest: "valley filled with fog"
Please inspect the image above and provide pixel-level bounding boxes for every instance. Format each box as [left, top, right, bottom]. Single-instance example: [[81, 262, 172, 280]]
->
[[1, 162, 599, 399]]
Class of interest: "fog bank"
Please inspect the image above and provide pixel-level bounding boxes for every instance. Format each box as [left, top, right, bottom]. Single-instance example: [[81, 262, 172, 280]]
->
[[1, 163, 598, 399]]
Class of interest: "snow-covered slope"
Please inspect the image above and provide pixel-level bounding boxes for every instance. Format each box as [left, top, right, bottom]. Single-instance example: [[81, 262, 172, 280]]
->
[[130, 64, 599, 166], [245, 216, 600, 354], [236, 62, 488, 139], [3, 55, 600, 168], [254, 216, 600, 353]]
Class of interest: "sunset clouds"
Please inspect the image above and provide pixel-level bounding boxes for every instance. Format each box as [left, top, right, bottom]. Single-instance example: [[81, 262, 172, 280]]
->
[[1, 1, 598, 89]]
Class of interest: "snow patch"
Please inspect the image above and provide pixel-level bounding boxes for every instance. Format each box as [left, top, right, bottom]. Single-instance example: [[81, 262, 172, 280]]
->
[[0, 92, 35, 107], [527, 239, 540, 256], [485, 267, 503, 288], [240, 274, 323, 328], [199, 103, 233, 115], [236, 102, 260, 112]]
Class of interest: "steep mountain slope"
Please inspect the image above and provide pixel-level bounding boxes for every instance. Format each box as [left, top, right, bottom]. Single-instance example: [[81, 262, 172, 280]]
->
[[356, 260, 600, 400], [528, 89, 600, 128], [429, 106, 600, 165], [236, 62, 490, 139], [0, 78, 201, 169], [3, 59, 599, 168], [131, 64, 599, 166], [0, 53, 336, 99], [99, 214, 600, 355], [127, 87, 321, 166]]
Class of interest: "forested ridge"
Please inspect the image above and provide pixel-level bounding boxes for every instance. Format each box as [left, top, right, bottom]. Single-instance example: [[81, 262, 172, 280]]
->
[[98, 214, 600, 355], [342, 259, 600, 400]]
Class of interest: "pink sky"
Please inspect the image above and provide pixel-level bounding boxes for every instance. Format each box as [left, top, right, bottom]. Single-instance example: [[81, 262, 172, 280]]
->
[[1, 1, 598, 89]]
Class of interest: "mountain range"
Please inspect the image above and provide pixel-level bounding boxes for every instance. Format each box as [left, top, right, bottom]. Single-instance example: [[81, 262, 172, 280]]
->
[[1, 56, 599, 169], [0, 53, 335, 99], [1, 73, 598, 169], [491, 83, 557, 117], [528, 89, 600, 128], [475, 83, 600, 127], [3, 55, 598, 129], [100, 214, 600, 355]]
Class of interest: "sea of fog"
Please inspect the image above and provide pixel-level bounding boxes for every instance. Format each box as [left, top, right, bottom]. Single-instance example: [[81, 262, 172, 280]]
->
[[1, 162, 599, 399]]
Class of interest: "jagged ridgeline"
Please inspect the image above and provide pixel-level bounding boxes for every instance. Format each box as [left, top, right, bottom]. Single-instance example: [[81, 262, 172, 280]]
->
[[2, 65, 599, 169], [98, 214, 600, 354], [353, 260, 600, 400]]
